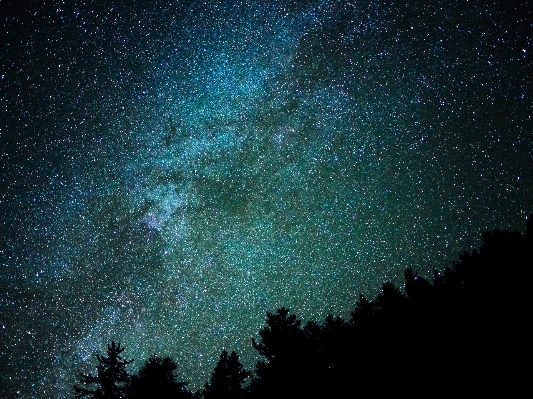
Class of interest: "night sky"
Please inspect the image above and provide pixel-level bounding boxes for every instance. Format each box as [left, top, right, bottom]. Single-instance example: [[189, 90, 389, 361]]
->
[[1, 1, 532, 397]]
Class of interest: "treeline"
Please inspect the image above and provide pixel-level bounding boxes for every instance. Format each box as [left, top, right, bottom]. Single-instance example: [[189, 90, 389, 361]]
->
[[75, 218, 532, 398]]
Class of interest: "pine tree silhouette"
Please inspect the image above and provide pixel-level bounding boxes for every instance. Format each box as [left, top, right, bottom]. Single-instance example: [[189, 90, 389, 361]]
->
[[244, 216, 533, 398], [203, 350, 249, 399], [128, 354, 192, 399], [250, 308, 310, 399], [252, 307, 303, 363], [74, 342, 132, 399]]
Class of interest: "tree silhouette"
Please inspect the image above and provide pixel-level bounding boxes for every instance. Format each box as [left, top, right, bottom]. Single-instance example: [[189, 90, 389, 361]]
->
[[250, 308, 308, 398], [128, 354, 192, 399], [71, 215, 532, 399], [375, 281, 405, 312], [74, 341, 133, 399], [351, 293, 372, 320], [251, 307, 303, 362], [203, 350, 249, 399], [404, 268, 433, 304]]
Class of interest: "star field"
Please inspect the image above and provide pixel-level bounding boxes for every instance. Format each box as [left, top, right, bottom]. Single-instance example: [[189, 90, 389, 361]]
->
[[1, 1, 532, 397]]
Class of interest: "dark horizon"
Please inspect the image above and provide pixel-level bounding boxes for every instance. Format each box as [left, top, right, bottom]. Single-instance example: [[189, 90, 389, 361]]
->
[[74, 220, 532, 398], [1, 1, 532, 397]]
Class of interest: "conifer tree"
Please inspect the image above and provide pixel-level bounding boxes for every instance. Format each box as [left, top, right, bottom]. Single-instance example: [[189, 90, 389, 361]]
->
[[252, 307, 303, 362], [250, 308, 307, 399], [128, 354, 191, 399], [74, 341, 132, 399], [203, 350, 249, 399]]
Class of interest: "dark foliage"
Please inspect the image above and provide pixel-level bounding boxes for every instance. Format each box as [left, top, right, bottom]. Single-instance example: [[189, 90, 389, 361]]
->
[[74, 342, 133, 399], [251, 307, 304, 362], [203, 350, 249, 399], [246, 216, 532, 397], [74, 216, 531, 398], [249, 307, 309, 399], [127, 354, 193, 399]]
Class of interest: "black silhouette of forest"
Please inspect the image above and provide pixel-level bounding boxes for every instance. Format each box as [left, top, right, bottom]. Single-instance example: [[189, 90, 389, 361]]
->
[[74, 217, 531, 398]]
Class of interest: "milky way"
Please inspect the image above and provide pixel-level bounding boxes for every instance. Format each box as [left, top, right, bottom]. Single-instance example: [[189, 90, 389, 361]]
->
[[1, 1, 532, 397]]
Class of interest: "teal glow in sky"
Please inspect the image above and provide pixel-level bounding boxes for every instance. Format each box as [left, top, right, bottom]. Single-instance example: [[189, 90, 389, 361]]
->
[[1, 1, 532, 397]]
